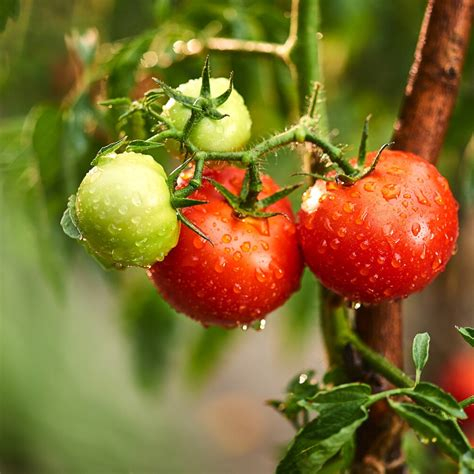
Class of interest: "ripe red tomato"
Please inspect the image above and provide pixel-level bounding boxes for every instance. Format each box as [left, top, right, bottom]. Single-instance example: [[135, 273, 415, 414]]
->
[[148, 165, 303, 328], [297, 150, 459, 304]]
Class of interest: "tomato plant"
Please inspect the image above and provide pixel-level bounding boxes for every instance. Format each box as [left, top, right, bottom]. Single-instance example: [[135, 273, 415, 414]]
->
[[74, 151, 180, 268], [298, 150, 459, 303], [148, 165, 303, 328]]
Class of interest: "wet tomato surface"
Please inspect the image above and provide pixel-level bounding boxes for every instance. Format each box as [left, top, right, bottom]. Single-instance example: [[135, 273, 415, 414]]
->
[[298, 150, 459, 304], [149, 165, 304, 328]]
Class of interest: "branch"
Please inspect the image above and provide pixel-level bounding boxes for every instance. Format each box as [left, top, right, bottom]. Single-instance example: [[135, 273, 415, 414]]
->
[[393, 0, 473, 163]]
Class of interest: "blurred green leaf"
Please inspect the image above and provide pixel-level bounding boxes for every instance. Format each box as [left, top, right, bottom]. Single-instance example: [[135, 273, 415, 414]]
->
[[122, 281, 177, 390], [456, 326, 474, 347], [0, 0, 19, 32], [389, 400, 470, 461], [184, 326, 234, 385], [460, 449, 474, 474]]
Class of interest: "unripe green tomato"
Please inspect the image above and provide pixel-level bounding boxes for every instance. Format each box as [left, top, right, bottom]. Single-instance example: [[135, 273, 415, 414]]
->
[[75, 152, 180, 268], [162, 77, 252, 152]]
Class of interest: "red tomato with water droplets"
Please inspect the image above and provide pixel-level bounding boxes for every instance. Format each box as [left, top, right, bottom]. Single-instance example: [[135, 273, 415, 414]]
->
[[149, 165, 304, 328], [297, 150, 459, 304]]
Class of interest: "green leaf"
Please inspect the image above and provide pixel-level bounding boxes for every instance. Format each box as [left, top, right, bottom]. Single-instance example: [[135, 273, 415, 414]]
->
[[91, 136, 128, 165], [100, 97, 132, 107], [125, 140, 163, 153], [269, 370, 320, 429], [409, 382, 467, 419], [412, 332, 430, 383], [456, 326, 474, 347], [389, 400, 470, 461], [0, 0, 19, 32], [60, 195, 81, 240], [301, 383, 371, 411], [276, 401, 368, 473], [460, 449, 474, 474]]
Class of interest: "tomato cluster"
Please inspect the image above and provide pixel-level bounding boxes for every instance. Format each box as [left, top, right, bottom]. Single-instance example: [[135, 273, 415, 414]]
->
[[69, 75, 460, 328]]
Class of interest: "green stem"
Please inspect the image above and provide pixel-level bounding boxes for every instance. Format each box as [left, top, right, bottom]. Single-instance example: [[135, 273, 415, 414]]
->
[[290, 0, 328, 137], [460, 395, 474, 409], [346, 332, 414, 389]]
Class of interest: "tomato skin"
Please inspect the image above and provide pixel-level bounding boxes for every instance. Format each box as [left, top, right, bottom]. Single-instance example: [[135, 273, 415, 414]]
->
[[297, 150, 459, 304], [162, 77, 252, 152], [148, 166, 303, 328], [75, 152, 180, 268]]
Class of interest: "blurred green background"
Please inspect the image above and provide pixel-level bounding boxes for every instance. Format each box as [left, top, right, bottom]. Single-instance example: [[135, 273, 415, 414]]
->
[[1, 0, 473, 472]]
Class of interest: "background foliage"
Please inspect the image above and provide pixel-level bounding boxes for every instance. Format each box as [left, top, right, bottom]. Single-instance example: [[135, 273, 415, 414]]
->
[[1, 0, 473, 472]]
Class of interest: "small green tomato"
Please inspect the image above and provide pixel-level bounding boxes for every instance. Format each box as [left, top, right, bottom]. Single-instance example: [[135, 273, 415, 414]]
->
[[162, 77, 252, 152], [75, 152, 179, 268]]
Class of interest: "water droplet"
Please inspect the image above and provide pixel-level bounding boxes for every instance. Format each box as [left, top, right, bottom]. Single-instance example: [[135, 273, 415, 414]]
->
[[332, 210, 343, 220], [222, 234, 232, 243], [193, 237, 205, 249], [350, 190, 361, 198], [337, 227, 347, 238], [402, 200, 409, 208], [251, 319, 266, 331], [118, 204, 128, 215], [327, 182, 338, 191], [255, 267, 267, 283], [131, 216, 141, 225], [108, 223, 119, 233], [317, 240, 328, 254], [240, 324, 248, 331], [364, 181, 376, 192], [324, 218, 334, 232], [356, 233, 365, 241], [241, 241, 251, 252], [432, 257, 443, 271], [233, 251, 242, 261], [420, 244, 427, 260], [355, 209, 368, 225], [391, 253, 402, 268], [369, 274, 379, 283], [319, 193, 328, 203], [274, 267, 284, 280], [360, 265, 370, 276], [260, 241, 269, 251], [387, 166, 405, 176], [214, 258, 226, 273], [343, 202, 355, 213], [414, 189, 430, 206], [349, 251, 357, 260], [233, 283, 242, 294], [360, 240, 370, 250], [411, 223, 421, 236], [383, 288, 393, 297], [452, 244, 458, 256], [330, 238, 341, 250], [132, 194, 142, 206], [434, 193, 444, 206], [381, 183, 401, 200], [352, 302, 362, 310], [299, 373, 308, 384]]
